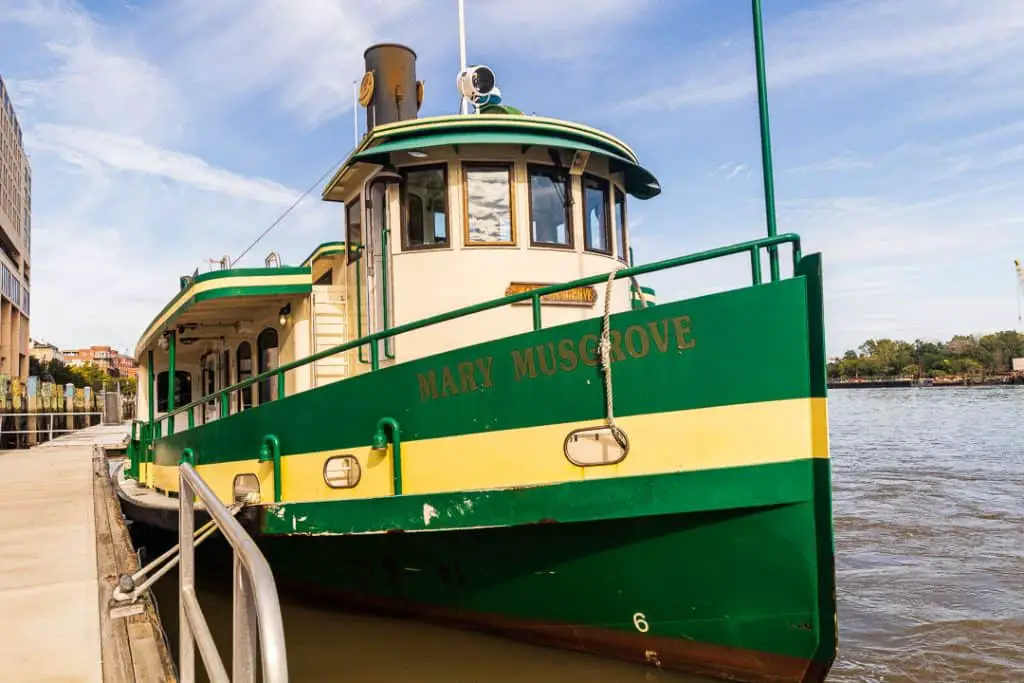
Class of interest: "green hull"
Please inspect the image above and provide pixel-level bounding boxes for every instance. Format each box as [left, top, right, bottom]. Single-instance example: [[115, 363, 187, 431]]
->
[[258, 458, 834, 682], [138, 254, 835, 681]]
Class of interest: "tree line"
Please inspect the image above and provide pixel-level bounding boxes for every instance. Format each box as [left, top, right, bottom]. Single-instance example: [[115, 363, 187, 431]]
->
[[828, 331, 1024, 380], [29, 357, 138, 396]]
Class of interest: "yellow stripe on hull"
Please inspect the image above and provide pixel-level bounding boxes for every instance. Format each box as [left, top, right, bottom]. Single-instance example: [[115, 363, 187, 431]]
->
[[148, 397, 828, 505]]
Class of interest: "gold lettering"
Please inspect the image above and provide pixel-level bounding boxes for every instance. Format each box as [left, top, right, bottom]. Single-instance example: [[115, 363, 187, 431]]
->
[[417, 371, 439, 402], [579, 334, 598, 366], [557, 339, 578, 372], [647, 319, 670, 353], [608, 330, 627, 362], [672, 315, 696, 350], [512, 348, 538, 381], [441, 366, 460, 396], [457, 362, 478, 393], [624, 325, 650, 358], [475, 356, 494, 388], [536, 343, 558, 376]]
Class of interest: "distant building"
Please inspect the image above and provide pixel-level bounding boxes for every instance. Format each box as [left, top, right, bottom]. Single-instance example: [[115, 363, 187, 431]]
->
[[0, 74, 31, 381], [29, 339, 62, 364], [1013, 358, 1024, 373], [63, 345, 138, 378]]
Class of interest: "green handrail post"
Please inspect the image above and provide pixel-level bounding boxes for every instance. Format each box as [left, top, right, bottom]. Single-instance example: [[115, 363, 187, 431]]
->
[[167, 331, 176, 435], [354, 248, 369, 365], [147, 349, 155, 441], [381, 224, 395, 360], [752, 0, 780, 283], [187, 409, 195, 430], [126, 421, 138, 479], [531, 293, 542, 330], [220, 391, 229, 419], [180, 448, 196, 466], [372, 417, 402, 496], [259, 434, 283, 502], [750, 246, 763, 285], [276, 371, 286, 400], [370, 340, 380, 371]]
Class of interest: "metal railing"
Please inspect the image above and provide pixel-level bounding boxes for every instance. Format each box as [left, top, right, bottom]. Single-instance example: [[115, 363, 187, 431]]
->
[[151, 232, 802, 440], [179, 463, 288, 683], [0, 411, 103, 437]]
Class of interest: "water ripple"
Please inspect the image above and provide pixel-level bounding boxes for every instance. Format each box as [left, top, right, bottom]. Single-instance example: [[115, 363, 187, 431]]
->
[[828, 387, 1024, 681]]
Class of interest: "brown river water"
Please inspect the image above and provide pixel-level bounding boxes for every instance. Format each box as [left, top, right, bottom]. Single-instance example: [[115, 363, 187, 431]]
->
[[147, 387, 1024, 682]]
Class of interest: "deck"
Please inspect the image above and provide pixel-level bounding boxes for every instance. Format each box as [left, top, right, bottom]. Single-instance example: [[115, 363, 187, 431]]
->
[[0, 423, 175, 682]]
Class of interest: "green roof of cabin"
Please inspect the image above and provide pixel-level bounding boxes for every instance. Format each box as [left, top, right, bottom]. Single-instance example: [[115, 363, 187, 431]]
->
[[322, 114, 661, 201]]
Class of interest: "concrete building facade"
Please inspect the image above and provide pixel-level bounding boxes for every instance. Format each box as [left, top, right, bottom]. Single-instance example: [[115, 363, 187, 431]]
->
[[0, 74, 30, 381]]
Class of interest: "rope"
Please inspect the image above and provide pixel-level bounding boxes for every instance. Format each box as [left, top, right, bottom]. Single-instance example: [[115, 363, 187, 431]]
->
[[598, 271, 624, 445], [230, 155, 348, 267]]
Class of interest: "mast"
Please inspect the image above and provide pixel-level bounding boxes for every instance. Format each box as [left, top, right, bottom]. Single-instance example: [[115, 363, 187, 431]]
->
[[352, 80, 359, 147], [458, 0, 469, 114], [751, 0, 780, 282]]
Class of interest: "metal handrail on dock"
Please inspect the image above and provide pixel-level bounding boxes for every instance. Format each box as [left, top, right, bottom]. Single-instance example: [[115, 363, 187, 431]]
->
[[179, 463, 288, 682]]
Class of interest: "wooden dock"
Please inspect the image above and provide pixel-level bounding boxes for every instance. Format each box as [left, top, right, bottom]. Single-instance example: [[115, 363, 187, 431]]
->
[[0, 423, 175, 682]]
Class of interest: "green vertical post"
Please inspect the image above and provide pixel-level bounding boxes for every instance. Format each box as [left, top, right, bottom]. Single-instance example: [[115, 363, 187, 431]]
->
[[167, 331, 176, 435], [752, 0, 780, 283], [147, 350, 155, 429]]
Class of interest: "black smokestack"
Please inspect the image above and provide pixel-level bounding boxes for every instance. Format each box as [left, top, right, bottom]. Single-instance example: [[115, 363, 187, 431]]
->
[[362, 43, 419, 131]]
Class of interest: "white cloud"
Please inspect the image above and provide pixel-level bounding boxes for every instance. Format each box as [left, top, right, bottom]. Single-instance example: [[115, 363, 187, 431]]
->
[[159, 0, 654, 127], [29, 124, 300, 205], [1, 1, 339, 351], [3, 0, 184, 141], [617, 0, 1024, 112], [788, 152, 873, 174]]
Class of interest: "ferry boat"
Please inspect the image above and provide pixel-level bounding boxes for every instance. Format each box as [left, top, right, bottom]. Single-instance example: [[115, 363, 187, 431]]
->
[[118, 10, 837, 682]]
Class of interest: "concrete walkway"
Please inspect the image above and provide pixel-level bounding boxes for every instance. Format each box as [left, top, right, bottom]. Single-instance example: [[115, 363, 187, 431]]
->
[[0, 423, 159, 682]]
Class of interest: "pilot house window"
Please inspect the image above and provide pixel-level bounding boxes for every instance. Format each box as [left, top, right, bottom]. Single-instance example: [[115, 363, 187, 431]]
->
[[464, 164, 514, 244], [615, 187, 627, 262], [401, 165, 448, 249], [583, 175, 611, 254], [528, 165, 571, 248], [345, 198, 361, 263]]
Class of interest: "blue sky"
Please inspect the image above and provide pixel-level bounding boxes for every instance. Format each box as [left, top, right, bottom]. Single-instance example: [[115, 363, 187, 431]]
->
[[1, 0, 1022, 358]]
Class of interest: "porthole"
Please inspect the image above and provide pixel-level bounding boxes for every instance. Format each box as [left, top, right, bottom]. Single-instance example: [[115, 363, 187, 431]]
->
[[324, 455, 362, 489], [233, 473, 261, 504], [563, 425, 629, 466]]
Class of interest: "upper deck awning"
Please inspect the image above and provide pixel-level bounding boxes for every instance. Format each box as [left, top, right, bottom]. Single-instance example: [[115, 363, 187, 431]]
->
[[135, 267, 311, 359], [322, 114, 661, 201]]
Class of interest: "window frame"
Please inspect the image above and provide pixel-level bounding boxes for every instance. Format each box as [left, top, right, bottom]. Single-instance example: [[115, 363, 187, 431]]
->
[[526, 163, 574, 250], [399, 162, 450, 251], [461, 161, 517, 247], [345, 196, 362, 263], [256, 327, 280, 405], [582, 173, 613, 256], [614, 185, 628, 263]]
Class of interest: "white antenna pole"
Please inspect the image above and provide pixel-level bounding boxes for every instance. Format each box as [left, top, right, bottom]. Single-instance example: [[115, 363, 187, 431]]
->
[[458, 0, 468, 114], [352, 80, 359, 147]]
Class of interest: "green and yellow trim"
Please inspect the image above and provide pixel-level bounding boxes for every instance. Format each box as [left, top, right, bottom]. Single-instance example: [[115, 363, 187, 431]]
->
[[323, 113, 658, 202], [145, 395, 827, 511], [301, 241, 348, 268], [135, 268, 312, 357]]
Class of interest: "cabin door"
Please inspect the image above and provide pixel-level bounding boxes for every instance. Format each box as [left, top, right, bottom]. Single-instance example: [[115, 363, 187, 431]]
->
[[202, 353, 218, 424], [365, 179, 395, 361]]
